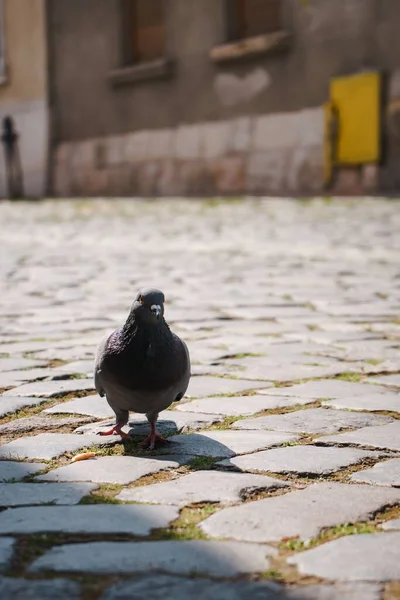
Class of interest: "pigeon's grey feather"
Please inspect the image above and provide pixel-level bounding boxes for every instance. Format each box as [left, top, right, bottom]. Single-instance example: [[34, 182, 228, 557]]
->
[[94, 288, 190, 447]]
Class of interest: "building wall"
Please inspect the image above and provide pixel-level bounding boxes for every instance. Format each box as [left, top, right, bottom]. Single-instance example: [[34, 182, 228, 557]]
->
[[0, 0, 48, 198], [49, 0, 400, 196]]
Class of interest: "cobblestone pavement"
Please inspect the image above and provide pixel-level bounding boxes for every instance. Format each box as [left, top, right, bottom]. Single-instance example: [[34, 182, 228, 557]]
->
[[0, 197, 400, 599]]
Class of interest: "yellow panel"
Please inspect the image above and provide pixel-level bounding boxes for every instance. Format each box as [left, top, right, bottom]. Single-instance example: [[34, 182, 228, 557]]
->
[[330, 71, 381, 164]]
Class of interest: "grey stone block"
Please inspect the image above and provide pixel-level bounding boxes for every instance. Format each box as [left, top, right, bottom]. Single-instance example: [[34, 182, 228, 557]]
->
[[3, 379, 94, 397], [321, 421, 400, 451], [0, 415, 93, 435], [0, 396, 49, 418], [30, 540, 276, 577], [285, 583, 383, 600], [200, 482, 400, 542], [186, 376, 272, 398], [0, 461, 46, 482], [351, 458, 400, 486], [44, 395, 114, 418], [37, 455, 189, 484], [175, 394, 313, 416], [261, 380, 387, 399], [233, 408, 391, 434], [0, 577, 81, 600], [325, 393, 400, 413], [219, 446, 382, 475], [0, 482, 97, 506], [288, 532, 400, 581], [0, 433, 118, 460], [0, 504, 179, 535], [367, 374, 400, 388], [0, 357, 46, 371], [382, 519, 400, 530], [100, 575, 283, 600], [0, 538, 15, 572], [158, 430, 299, 458], [117, 470, 288, 506]]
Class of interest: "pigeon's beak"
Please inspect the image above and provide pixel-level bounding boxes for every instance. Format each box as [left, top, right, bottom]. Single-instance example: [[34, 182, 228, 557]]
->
[[150, 305, 161, 320]]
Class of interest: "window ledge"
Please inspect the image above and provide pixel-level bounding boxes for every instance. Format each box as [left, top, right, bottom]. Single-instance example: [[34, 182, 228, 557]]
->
[[108, 58, 174, 87], [209, 31, 291, 65]]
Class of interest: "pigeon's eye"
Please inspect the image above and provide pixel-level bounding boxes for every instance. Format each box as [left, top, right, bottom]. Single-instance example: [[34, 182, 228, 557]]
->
[[137, 295, 143, 303]]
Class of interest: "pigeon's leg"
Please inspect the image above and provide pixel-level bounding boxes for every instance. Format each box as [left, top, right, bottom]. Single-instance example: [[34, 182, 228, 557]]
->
[[98, 423, 131, 439], [98, 409, 130, 439], [140, 415, 169, 450]]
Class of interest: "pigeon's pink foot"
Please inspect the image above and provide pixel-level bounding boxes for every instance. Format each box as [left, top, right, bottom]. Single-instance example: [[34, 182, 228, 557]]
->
[[97, 425, 130, 439], [140, 432, 170, 451]]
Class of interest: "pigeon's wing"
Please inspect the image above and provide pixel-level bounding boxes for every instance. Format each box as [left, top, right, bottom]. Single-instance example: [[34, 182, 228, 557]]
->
[[94, 333, 112, 397], [173, 336, 191, 401]]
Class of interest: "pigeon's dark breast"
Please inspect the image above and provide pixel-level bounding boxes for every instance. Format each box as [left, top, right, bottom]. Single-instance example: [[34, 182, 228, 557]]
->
[[105, 329, 188, 393]]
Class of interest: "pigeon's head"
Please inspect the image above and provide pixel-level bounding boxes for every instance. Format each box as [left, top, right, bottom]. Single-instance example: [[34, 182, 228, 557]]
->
[[132, 288, 165, 326]]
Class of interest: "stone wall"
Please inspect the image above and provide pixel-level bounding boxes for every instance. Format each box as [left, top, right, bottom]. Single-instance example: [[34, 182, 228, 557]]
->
[[53, 106, 324, 197]]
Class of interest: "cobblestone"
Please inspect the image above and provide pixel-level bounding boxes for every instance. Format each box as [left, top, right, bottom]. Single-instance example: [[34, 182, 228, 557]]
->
[[219, 446, 384, 475], [200, 483, 400, 541], [30, 540, 276, 576], [288, 532, 400, 581], [116, 470, 288, 505], [0, 505, 179, 535], [233, 407, 392, 434], [1, 197, 399, 594]]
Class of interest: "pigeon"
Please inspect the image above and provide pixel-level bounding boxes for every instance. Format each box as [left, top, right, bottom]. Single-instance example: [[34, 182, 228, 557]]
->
[[94, 288, 191, 449]]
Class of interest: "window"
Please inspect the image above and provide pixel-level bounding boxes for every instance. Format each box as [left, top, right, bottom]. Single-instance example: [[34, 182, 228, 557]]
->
[[122, 0, 165, 65], [227, 0, 282, 42]]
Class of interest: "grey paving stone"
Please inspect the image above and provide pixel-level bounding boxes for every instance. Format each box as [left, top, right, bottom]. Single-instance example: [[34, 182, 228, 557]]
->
[[0, 415, 94, 435], [0, 538, 15, 572], [58, 360, 94, 375], [158, 430, 299, 458], [0, 482, 97, 506], [0, 367, 65, 383], [186, 376, 272, 398], [285, 583, 383, 600], [175, 394, 313, 416], [200, 482, 400, 542], [367, 374, 400, 387], [44, 395, 114, 418], [0, 433, 118, 460], [219, 446, 382, 475], [30, 540, 276, 577], [100, 575, 284, 600], [381, 519, 400, 530], [321, 421, 400, 451], [233, 408, 391, 434], [261, 380, 387, 399], [3, 378, 94, 397], [0, 504, 179, 535], [0, 396, 50, 417], [325, 392, 400, 413], [0, 577, 81, 600], [288, 532, 400, 581], [0, 357, 47, 371], [117, 470, 288, 506], [351, 458, 400, 486], [37, 455, 189, 484], [0, 461, 47, 482]]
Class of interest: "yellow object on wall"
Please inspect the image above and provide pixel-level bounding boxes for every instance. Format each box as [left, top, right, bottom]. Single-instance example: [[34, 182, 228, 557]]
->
[[330, 71, 381, 165]]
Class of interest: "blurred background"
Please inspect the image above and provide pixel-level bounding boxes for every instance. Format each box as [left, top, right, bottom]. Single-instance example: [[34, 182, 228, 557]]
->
[[0, 0, 399, 200]]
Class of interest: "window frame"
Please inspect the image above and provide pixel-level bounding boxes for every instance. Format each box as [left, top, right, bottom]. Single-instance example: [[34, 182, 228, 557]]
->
[[226, 0, 283, 43], [209, 0, 290, 65], [120, 0, 166, 67]]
